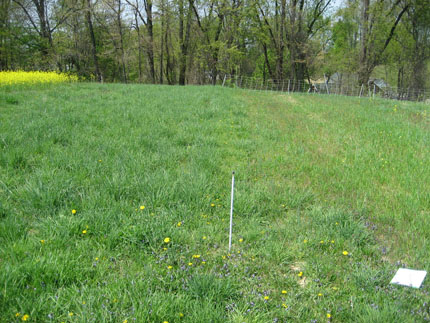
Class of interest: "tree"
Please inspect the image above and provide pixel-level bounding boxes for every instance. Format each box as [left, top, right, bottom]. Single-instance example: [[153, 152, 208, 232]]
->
[[85, 0, 101, 80], [358, 0, 409, 86], [178, 0, 193, 85], [126, 0, 155, 82], [252, 0, 332, 86], [406, 0, 430, 97], [12, 0, 78, 65], [191, 0, 226, 84]]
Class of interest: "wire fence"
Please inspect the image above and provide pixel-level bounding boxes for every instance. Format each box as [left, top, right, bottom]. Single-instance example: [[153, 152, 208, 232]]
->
[[218, 74, 430, 103]]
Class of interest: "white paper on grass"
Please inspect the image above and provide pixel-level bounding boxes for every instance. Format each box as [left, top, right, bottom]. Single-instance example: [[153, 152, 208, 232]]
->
[[390, 268, 427, 288]]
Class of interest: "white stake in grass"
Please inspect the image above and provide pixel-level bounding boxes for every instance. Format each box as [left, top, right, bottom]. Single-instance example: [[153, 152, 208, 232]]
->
[[229, 171, 235, 252]]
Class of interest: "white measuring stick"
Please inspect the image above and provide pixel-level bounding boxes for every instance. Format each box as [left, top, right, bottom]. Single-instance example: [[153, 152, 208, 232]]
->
[[229, 171, 235, 252]]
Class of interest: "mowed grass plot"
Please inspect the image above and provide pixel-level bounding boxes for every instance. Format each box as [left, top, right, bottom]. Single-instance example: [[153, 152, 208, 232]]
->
[[1, 83, 430, 322]]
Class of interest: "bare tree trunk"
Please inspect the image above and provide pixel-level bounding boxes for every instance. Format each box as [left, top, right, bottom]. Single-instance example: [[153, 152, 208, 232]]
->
[[262, 43, 274, 80], [159, 0, 165, 84], [85, 0, 101, 81], [144, 0, 155, 83], [117, 0, 127, 83], [288, 0, 297, 81], [358, 0, 369, 86], [179, 0, 192, 85], [33, 0, 53, 56], [410, 49, 426, 100], [0, 0, 10, 70], [210, 13, 223, 85], [134, 11, 143, 82], [165, 20, 174, 84], [276, 0, 286, 81]]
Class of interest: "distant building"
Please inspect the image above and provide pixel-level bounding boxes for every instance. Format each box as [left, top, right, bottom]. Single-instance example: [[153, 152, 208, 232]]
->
[[309, 73, 393, 96]]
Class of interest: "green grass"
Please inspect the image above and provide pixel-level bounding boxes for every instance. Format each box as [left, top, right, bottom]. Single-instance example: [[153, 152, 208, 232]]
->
[[1, 83, 430, 322]]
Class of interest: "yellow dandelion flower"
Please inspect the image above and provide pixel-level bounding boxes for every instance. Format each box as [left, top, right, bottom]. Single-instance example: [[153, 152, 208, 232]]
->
[[40, 240, 45, 244], [168, 266, 173, 269], [298, 272, 303, 277], [163, 247, 168, 251], [318, 293, 323, 297], [210, 203, 215, 207], [264, 296, 269, 300], [72, 209, 77, 214], [343, 250, 349, 256], [331, 240, 334, 243], [69, 312, 74, 316], [177, 222, 182, 227], [281, 290, 287, 294], [15, 313, 21, 317], [327, 313, 331, 318], [282, 303, 287, 308], [82, 230, 87, 234], [192, 255, 200, 258], [222, 255, 226, 260], [202, 261, 206, 264], [22, 314, 29, 321], [188, 262, 193, 266], [95, 257, 99, 261], [140, 205, 145, 210], [82, 301, 86, 304], [123, 320, 128, 323], [303, 239, 308, 243], [179, 313, 184, 317], [239, 238, 243, 243], [98, 159, 102, 162], [163, 321, 169, 323], [320, 240, 324, 244], [202, 236, 207, 240], [164, 237, 170, 243]]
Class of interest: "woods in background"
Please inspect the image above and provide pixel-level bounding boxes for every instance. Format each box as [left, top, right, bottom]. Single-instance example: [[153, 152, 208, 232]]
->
[[1, 0, 429, 91]]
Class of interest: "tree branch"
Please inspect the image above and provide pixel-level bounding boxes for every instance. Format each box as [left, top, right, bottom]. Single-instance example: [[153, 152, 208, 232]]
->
[[12, 0, 41, 35], [307, 0, 331, 36], [382, 4, 409, 53], [125, 0, 147, 26], [257, 3, 277, 48], [50, 7, 81, 33]]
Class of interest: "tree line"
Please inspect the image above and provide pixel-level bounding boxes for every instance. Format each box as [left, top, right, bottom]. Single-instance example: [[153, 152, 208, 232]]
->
[[1, 0, 429, 91]]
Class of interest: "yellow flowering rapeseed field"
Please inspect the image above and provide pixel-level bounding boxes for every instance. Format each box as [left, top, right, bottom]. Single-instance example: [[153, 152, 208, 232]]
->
[[0, 71, 78, 85]]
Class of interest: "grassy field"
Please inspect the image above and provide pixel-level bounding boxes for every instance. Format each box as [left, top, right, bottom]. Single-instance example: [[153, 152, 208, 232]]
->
[[1, 83, 430, 322]]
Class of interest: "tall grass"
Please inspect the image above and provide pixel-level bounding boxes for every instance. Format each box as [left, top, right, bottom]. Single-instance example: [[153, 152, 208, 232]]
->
[[1, 83, 430, 322]]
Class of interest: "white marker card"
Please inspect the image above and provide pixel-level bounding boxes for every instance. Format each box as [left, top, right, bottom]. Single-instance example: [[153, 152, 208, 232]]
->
[[390, 268, 427, 288]]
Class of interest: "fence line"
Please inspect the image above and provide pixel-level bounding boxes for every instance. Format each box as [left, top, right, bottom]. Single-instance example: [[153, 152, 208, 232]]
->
[[217, 74, 430, 103]]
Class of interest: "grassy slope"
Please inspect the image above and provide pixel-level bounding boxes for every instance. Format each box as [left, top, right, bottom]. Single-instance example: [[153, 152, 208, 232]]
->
[[1, 83, 430, 322]]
